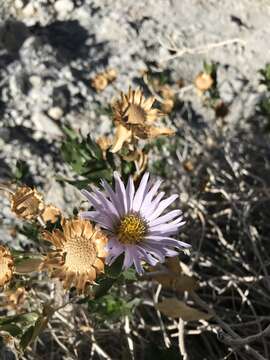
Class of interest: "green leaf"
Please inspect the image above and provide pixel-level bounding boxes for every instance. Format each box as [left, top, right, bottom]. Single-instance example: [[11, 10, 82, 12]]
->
[[14, 160, 29, 182], [121, 268, 137, 281], [61, 125, 79, 140], [20, 304, 54, 351], [0, 313, 38, 327], [94, 277, 116, 299], [88, 295, 139, 322], [105, 254, 124, 279], [0, 324, 22, 337]]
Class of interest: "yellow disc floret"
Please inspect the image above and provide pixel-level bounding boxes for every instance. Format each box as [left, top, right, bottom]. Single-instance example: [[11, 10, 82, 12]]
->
[[118, 213, 147, 245]]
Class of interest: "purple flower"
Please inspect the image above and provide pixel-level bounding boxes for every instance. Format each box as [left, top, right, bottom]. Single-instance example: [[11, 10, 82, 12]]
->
[[80, 172, 190, 274]]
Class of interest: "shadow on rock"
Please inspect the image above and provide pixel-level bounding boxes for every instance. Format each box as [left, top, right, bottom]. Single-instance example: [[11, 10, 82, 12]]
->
[[5, 125, 60, 159], [31, 20, 110, 65]]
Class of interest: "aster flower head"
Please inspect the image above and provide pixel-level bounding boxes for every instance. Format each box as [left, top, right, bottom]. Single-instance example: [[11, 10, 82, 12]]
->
[[80, 172, 190, 274], [41, 219, 107, 293]]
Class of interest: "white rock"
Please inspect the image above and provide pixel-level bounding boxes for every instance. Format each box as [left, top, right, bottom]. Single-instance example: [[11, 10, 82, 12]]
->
[[22, 3, 36, 18], [14, 0, 24, 9], [54, 0, 74, 18], [29, 75, 42, 88], [32, 112, 63, 137], [48, 106, 64, 120]]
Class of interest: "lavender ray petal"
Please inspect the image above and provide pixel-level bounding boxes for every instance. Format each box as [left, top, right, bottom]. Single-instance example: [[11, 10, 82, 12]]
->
[[126, 176, 135, 212], [101, 179, 124, 217], [148, 194, 179, 221], [114, 171, 128, 214], [149, 210, 183, 227], [123, 246, 134, 269], [140, 180, 162, 215], [141, 191, 165, 218], [137, 247, 159, 266], [132, 172, 150, 212]]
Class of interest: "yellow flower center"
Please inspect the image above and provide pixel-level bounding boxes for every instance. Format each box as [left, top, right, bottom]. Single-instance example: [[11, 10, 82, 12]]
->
[[117, 213, 147, 245]]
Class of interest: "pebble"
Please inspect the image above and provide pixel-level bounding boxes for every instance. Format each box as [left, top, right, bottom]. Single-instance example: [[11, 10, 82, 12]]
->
[[48, 106, 64, 120], [31, 112, 63, 137], [54, 0, 74, 18]]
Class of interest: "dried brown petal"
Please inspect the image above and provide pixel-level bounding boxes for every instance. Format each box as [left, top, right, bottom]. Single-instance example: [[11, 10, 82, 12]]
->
[[111, 123, 132, 153], [41, 204, 62, 224], [97, 136, 112, 159], [147, 126, 175, 139]]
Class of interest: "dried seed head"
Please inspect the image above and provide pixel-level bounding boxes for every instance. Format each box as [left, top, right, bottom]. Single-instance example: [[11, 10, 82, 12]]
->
[[111, 87, 174, 152], [10, 186, 44, 221], [0, 246, 14, 287], [91, 73, 108, 92], [91, 68, 117, 92], [42, 219, 108, 293]]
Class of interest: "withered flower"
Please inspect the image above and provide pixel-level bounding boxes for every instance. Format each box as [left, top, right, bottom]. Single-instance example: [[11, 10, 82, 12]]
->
[[91, 73, 108, 92], [0, 246, 14, 287], [111, 87, 175, 153], [42, 219, 107, 293], [10, 186, 44, 221], [194, 72, 214, 93]]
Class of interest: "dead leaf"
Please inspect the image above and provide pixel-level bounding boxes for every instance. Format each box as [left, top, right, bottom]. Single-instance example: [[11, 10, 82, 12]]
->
[[155, 273, 198, 293], [156, 298, 212, 321], [15, 258, 43, 274], [150, 257, 199, 292]]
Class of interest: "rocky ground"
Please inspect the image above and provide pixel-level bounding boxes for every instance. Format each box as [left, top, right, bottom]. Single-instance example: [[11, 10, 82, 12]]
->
[[1, 0, 270, 359]]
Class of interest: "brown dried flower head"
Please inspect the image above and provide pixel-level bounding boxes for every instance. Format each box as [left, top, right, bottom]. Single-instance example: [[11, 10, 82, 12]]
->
[[10, 186, 44, 220], [42, 219, 108, 293], [195, 72, 214, 92], [0, 246, 14, 287], [91, 73, 108, 92], [91, 68, 117, 92], [111, 87, 175, 152]]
